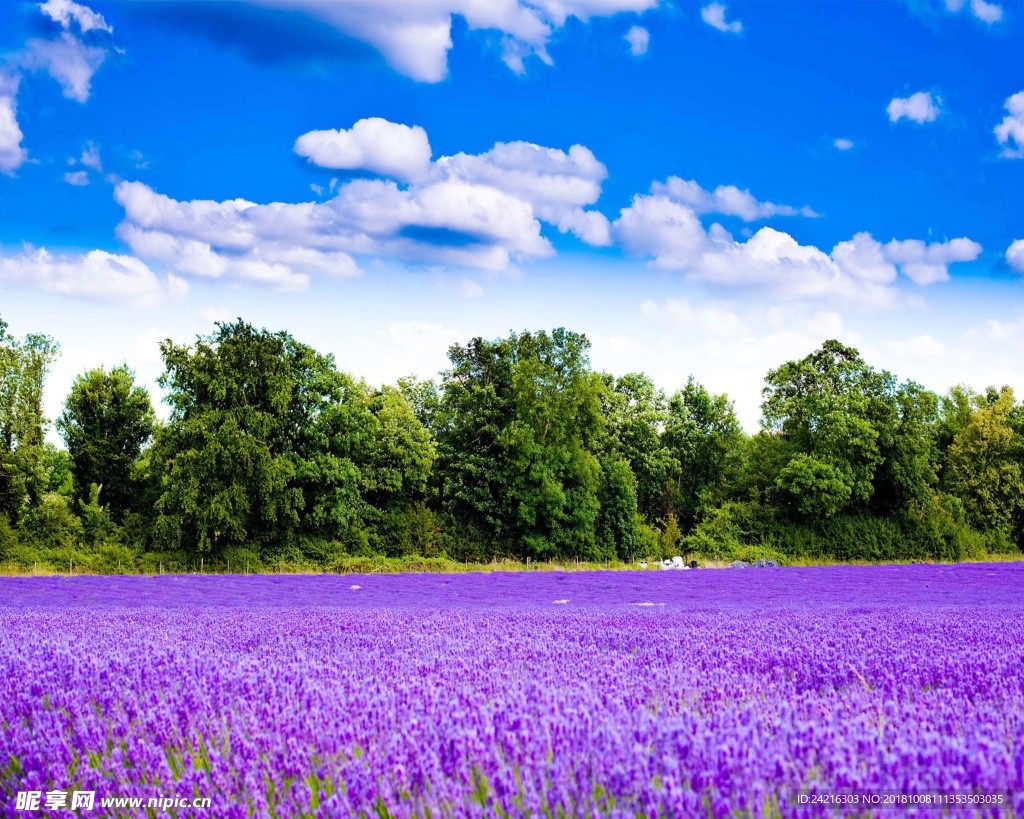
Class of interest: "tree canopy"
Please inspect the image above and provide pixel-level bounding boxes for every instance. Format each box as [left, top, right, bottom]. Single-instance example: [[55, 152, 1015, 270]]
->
[[2, 316, 1022, 572]]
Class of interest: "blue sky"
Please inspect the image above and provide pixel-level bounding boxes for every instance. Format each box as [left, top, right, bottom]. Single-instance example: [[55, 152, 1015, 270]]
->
[[1, 0, 1023, 431]]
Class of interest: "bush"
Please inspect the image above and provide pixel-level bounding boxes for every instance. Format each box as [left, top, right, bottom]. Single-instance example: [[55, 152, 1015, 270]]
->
[[634, 516, 660, 560], [0, 516, 19, 561], [681, 503, 747, 559]]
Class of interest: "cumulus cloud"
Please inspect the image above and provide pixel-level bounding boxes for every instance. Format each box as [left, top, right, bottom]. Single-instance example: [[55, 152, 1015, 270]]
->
[[218, 0, 656, 82], [39, 0, 113, 34], [650, 176, 818, 220], [296, 118, 612, 247], [833, 138, 854, 151], [995, 92, 1024, 159], [294, 118, 433, 183], [0, 246, 187, 307], [0, 73, 26, 175], [883, 237, 982, 284], [615, 191, 981, 306], [887, 91, 941, 124], [64, 170, 89, 186], [437, 140, 611, 245], [624, 25, 649, 55], [113, 172, 549, 290], [111, 119, 616, 289], [1007, 239, 1024, 273], [701, 2, 742, 33]]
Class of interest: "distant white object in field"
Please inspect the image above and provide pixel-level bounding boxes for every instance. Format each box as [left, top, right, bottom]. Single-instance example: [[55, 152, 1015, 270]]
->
[[638, 560, 648, 568], [552, 599, 569, 604], [349, 584, 361, 590], [629, 602, 665, 607], [659, 556, 689, 570]]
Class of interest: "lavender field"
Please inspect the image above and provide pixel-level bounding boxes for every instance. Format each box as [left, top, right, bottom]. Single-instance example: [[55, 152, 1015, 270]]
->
[[2, 565, 1023, 818]]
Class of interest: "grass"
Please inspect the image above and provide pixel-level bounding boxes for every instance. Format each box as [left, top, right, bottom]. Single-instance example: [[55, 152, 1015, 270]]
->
[[0, 552, 1021, 577]]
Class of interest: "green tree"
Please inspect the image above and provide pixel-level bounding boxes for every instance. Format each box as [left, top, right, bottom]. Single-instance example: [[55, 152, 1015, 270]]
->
[[152, 320, 435, 559], [595, 457, 639, 560], [871, 382, 940, 517], [944, 388, 1024, 543], [436, 329, 605, 560], [761, 340, 892, 520], [600, 372, 673, 522], [0, 319, 59, 524], [361, 386, 437, 518], [663, 377, 745, 529], [57, 365, 156, 520]]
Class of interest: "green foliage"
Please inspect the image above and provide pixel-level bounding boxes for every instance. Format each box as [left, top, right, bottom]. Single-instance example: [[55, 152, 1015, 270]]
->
[[600, 373, 673, 522], [595, 457, 638, 560], [0, 312, 1022, 572], [656, 512, 682, 559], [633, 516, 660, 559], [21, 493, 84, 553], [58, 365, 155, 520], [943, 388, 1024, 540], [0, 321, 60, 525], [681, 504, 746, 559], [663, 377, 745, 529], [436, 328, 605, 560], [776, 453, 852, 519]]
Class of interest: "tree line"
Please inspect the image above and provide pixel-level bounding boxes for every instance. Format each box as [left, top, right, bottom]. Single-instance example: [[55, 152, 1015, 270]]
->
[[1, 314, 1021, 572]]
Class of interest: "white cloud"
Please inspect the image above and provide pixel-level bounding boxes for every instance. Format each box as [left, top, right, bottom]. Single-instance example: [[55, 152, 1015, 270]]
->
[[887, 334, 945, 358], [296, 118, 612, 247], [701, 2, 742, 33], [883, 237, 982, 285], [0, 0, 114, 170], [970, 0, 1004, 22], [79, 141, 101, 171], [639, 297, 742, 337], [831, 232, 898, 285], [113, 170, 550, 289], [637, 300, 855, 429], [199, 307, 230, 324], [995, 92, 1024, 159], [236, 0, 656, 82], [887, 91, 941, 124], [0, 73, 26, 175], [39, 0, 113, 33], [977, 315, 1024, 344], [624, 25, 649, 55], [950, 0, 1005, 23], [0, 246, 187, 307], [616, 194, 707, 266], [64, 170, 89, 186], [294, 118, 433, 183], [615, 193, 981, 305], [114, 118, 618, 286], [437, 140, 611, 245], [833, 138, 854, 151], [1007, 239, 1024, 273], [650, 176, 818, 220], [17, 32, 109, 103], [941, 0, 1004, 22]]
